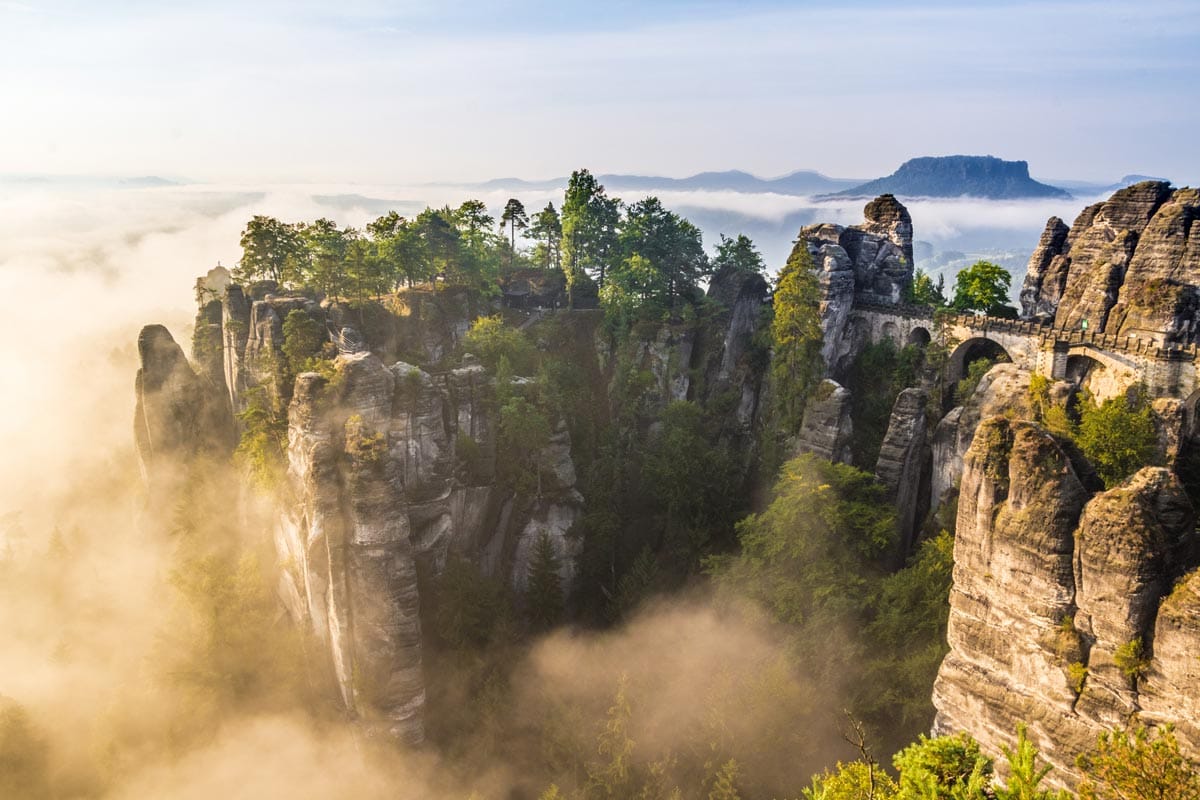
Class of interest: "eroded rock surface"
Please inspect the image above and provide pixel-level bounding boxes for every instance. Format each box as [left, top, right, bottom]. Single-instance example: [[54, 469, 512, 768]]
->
[[802, 194, 915, 370], [933, 416, 1200, 790], [134, 324, 233, 506], [1020, 181, 1200, 344], [875, 387, 928, 555], [793, 379, 853, 464]]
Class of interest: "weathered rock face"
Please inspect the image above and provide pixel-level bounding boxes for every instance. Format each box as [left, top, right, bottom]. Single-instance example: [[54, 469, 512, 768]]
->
[[280, 351, 585, 744], [929, 363, 1035, 509], [802, 195, 915, 370], [793, 379, 853, 464], [1018, 217, 1071, 323], [1020, 181, 1200, 344], [933, 416, 1200, 790], [875, 387, 928, 556], [134, 324, 234, 507]]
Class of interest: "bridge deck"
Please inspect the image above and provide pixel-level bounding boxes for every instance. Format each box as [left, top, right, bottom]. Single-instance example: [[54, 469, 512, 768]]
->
[[852, 302, 1199, 361]]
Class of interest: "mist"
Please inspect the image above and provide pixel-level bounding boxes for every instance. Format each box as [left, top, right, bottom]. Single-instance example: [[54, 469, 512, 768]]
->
[[0, 179, 1100, 797]]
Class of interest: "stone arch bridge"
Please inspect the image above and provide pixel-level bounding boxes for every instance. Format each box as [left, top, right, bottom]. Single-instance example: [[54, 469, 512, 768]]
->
[[848, 302, 1200, 401]]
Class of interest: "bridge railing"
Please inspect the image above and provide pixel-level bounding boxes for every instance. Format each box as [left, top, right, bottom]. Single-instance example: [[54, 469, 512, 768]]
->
[[850, 301, 1198, 361]]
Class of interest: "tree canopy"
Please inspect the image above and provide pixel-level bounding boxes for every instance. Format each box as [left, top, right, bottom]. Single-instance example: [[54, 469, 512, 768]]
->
[[951, 260, 1013, 315]]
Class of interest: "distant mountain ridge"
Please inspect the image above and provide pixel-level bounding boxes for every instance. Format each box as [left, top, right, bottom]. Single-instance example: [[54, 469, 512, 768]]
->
[[827, 155, 1072, 200]]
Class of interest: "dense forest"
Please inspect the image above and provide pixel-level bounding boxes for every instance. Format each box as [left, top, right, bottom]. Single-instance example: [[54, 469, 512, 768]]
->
[[2, 170, 1195, 799]]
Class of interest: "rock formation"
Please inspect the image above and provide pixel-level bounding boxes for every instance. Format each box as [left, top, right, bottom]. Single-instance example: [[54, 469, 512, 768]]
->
[[1019, 181, 1200, 345], [875, 387, 928, 557], [134, 324, 234, 509], [801, 194, 915, 369], [1018, 217, 1071, 323], [933, 416, 1200, 789], [793, 379, 854, 464], [137, 254, 771, 746]]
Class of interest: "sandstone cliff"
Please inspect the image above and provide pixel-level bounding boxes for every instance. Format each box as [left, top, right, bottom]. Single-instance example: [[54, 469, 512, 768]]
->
[[136, 262, 769, 745], [933, 416, 1200, 789], [802, 194, 915, 370], [1020, 181, 1200, 346]]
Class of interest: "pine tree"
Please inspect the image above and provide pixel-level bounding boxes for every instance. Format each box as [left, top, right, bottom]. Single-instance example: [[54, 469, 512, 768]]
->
[[525, 531, 564, 631], [771, 239, 824, 431]]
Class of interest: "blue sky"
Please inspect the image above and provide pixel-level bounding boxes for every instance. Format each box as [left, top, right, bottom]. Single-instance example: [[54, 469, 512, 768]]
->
[[1, 0, 1197, 184]]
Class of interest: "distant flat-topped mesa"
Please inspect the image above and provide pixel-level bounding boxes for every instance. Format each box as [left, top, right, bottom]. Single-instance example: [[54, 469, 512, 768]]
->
[[832, 155, 1071, 200], [1020, 181, 1200, 344]]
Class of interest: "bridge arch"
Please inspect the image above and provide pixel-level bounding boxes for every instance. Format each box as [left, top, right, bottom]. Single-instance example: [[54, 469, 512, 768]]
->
[[880, 320, 900, 346], [907, 326, 931, 347], [947, 337, 1013, 395], [1065, 346, 1140, 402]]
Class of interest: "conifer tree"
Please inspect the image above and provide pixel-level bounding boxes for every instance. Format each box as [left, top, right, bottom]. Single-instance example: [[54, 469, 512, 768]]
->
[[525, 531, 564, 631]]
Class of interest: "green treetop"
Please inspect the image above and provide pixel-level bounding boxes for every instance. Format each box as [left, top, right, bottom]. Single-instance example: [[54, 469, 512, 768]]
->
[[529, 202, 563, 271], [711, 233, 766, 276], [951, 260, 1012, 315], [562, 168, 621, 293]]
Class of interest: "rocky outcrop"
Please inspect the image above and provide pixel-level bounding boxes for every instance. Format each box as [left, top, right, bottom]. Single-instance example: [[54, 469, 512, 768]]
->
[[929, 363, 1034, 509], [695, 266, 771, 432], [933, 416, 1200, 790], [1018, 217, 1071, 322], [793, 379, 853, 464], [134, 324, 233, 508], [875, 387, 928, 556], [280, 351, 584, 744], [1019, 181, 1200, 344], [802, 195, 915, 369]]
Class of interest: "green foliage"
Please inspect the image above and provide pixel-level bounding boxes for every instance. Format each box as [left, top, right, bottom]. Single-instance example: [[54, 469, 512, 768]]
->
[[165, 549, 304, 710], [906, 268, 947, 307], [0, 697, 50, 800], [562, 168, 621, 294], [712, 233, 766, 276], [844, 339, 924, 469], [860, 530, 955, 749], [997, 724, 1067, 800], [1067, 662, 1089, 695], [433, 556, 514, 651], [951, 260, 1013, 315], [280, 309, 327, 376], [526, 532, 565, 631], [1077, 726, 1200, 800], [803, 760, 899, 800], [234, 385, 287, 488], [456, 429, 487, 483], [529, 202, 564, 271], [643, 401, 739, 563], [501, 197, 530, 256], [954, 356, 1000, 406], [893, 733, 993, 800], [711, 454, 896, 648], [706, 759, 743, 800], [1076, 387, 1159, 488], [234, 214, 305, 284], [1112, 636, 1150, 684], [612, 196, 709, 312], [498, 394, 552, 494], [344, 413, 387, 467], [772, 241, 824, 432], [464, 314, 536, 373]]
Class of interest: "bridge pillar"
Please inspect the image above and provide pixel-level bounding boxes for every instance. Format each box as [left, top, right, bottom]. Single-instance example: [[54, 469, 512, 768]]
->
[[1039, 340, 1069, 380]]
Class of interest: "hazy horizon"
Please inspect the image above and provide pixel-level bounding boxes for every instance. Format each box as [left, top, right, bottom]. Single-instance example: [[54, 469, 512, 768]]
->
[[2, 0, 1197, 185]]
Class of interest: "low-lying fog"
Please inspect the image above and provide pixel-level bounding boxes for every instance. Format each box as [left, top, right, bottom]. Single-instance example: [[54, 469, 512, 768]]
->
[[0, 178, 1099, 798]]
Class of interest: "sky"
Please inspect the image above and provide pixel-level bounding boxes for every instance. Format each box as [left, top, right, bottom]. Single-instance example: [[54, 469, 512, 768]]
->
[[1, 0, 1198, 185]]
